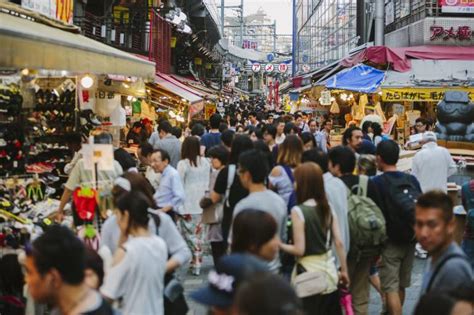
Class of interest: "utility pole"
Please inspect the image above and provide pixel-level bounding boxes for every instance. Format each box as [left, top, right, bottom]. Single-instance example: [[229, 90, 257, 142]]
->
[[273, 20, 276, 52], [240, 0, 244, 47], [291, 0, 296, 76], [221, 0, 225, 36], [374, 0, 384, 45]]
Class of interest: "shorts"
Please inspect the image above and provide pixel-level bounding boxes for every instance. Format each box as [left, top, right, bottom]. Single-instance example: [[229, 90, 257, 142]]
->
[[379, 241, 416, 293]]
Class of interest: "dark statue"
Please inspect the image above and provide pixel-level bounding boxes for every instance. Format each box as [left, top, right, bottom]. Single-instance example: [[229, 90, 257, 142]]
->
[[435, 91, 474, 142]]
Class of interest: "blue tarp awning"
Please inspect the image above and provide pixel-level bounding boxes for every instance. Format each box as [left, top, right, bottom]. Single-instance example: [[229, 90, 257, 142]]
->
[[325, 64, 385, 93]]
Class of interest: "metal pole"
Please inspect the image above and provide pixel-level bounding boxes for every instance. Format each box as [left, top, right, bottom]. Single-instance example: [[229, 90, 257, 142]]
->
[[374, 0, 384, 45], [291, 0, 296, 76], [221, 0, 225, 36], [273, 20, 276, 52], [240, 0, 244, 47]]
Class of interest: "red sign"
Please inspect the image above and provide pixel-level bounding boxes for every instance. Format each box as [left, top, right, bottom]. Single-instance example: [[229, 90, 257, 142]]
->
[[430, 25, 472, 40], [440, 0, 474, 13], [278, 63, 288, 73]]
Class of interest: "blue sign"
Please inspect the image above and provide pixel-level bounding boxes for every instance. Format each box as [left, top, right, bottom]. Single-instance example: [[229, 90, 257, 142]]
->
[[302, 55, 309, 63], [267, 54, 274, 62]]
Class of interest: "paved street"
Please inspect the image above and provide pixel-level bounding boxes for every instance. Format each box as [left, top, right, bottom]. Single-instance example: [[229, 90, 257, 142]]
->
[[181, 255, 427, 315]]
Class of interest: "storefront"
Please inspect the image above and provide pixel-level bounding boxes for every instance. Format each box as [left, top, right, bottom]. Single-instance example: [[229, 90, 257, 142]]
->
[[0, 3, 155, 235]]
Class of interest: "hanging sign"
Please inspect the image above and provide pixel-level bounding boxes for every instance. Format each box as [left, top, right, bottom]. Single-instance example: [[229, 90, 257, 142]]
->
[[265, 64, 274, 73], [82, 144, 114, 172], [319, 90, 332, 105], [440, 0, 474, 13], [382, 87, 474, 102], [252, 63, 261, 72], [278, 63, 288, 73]]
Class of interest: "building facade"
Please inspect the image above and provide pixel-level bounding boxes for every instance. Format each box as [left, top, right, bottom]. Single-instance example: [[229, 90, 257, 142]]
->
[[295, 0, 358, 73], [384, 0, 474, 47]]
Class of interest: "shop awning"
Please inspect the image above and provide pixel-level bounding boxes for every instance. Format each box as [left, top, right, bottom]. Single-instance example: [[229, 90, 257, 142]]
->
[[382, 60, 474, 87], [170, 75, 219, 100], [154, 75, 203, 104], [325, 64, 385, 93], [341, 45, 474, 73], [0, 9, 155, 80]]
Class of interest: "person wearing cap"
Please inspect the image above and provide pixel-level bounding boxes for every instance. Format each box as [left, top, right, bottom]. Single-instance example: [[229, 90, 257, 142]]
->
[[411, 131, 456, 193], [190, 253, 269, 315], [126, 121, 143, 145]]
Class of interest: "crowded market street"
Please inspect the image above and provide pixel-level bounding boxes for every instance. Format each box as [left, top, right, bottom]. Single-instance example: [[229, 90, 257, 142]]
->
[[1, 0, 474, 315]]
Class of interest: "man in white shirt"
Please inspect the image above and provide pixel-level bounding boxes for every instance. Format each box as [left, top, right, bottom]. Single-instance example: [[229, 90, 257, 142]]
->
[[411, 132, 457, 193]]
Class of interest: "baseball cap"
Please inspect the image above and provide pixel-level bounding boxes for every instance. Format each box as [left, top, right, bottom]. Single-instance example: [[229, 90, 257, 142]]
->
[[422, 131, 437, 142], [190, 254, 269, 309]]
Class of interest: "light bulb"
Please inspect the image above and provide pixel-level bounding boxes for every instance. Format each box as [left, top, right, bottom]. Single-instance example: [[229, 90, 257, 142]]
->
[[81, 75, 94, 89], [21, 68, 29, 76], [127, 95, 133, 101]]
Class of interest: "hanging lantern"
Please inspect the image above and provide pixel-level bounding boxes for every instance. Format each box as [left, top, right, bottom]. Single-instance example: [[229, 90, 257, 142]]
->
[[194, 58, 202, 66]]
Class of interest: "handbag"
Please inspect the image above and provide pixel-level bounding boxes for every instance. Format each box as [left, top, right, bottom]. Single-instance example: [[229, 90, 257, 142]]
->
[[293, 216, 334, 298], [201, 191, 218, 224]]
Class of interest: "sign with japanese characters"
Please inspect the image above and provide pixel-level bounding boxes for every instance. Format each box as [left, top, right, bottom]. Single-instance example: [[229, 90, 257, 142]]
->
[[440, 0, 474, 13], [252, 63, 261, 73], [265, 64, 274, 73], [430, 25, 473, 41], [382, 88, 474, 102], [278, 63, 289, 73], [22, 0, 74, 23]]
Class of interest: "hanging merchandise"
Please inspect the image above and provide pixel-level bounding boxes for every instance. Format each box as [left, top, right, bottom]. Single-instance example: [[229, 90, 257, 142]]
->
[[358, 94, 368, 112], [330, 100, 340, 114], [132, 99, 141, 114], [73, 186, 97, 221], [374, 102, 387, 122], [77, 224, 101, 250]]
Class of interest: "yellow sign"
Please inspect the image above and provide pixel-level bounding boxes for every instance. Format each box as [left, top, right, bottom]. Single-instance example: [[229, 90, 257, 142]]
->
[[382, 87, 474, 102], [113, 6, 130, 24], [205, 104, 216, 119]]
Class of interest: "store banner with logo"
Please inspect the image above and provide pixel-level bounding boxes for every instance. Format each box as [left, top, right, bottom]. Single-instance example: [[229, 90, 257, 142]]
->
[[382, 87, 474, 102], [22, 0, 74, 23], [440, 0, 474, 13]]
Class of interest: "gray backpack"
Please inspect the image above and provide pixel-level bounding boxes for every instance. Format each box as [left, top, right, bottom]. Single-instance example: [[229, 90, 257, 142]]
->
[[347, 175, 387, 259]]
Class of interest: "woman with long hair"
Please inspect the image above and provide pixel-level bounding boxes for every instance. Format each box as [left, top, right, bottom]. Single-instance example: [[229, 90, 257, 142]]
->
[[280, 162, 349, 314], [101, 191, 167, 315], [372, 122, 384, 147], [269, 135, 304, 210], [231, 209, 280, 262], [177, 136, 211, 276]]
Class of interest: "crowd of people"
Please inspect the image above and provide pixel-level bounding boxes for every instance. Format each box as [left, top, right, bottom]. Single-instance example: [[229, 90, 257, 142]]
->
[[20, 106, 474, 315]]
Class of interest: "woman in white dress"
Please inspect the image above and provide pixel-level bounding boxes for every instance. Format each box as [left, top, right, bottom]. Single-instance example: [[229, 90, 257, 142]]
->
[[177, 136, 211, 275]]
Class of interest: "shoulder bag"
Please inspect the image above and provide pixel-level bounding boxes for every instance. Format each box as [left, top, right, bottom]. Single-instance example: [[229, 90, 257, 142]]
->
[[293, 215, 335, 298]]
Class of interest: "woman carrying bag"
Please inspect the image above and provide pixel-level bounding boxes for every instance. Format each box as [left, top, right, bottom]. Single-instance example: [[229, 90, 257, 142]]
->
[[280, 162, 350, 315]]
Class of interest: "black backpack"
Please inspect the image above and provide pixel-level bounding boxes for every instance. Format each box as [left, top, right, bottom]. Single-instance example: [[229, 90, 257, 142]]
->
[[382, 174, 421, 244]]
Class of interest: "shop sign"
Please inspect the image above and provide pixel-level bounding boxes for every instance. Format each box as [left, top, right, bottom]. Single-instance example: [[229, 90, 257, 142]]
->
[[252, 63, 261, 72], [319, 90, 332, 105], [382, 87, 474, 102], [243, 40, 258, 49], [430, 25, 472, 40], [22, 0, 74, 23], [194, 58, 203, 66], [440, 0, 474, 13], [278, 63, 289, 73], [264, 64, 274, 73]]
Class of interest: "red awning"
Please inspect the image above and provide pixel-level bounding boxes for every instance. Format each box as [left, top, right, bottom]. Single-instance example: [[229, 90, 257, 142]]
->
[[156, 73, 206, 98], [340, 45, 474, 72]]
